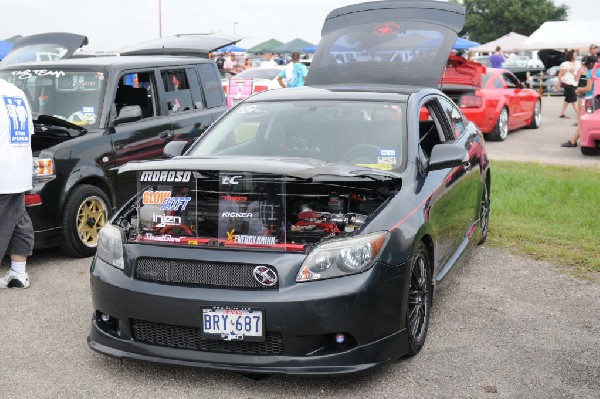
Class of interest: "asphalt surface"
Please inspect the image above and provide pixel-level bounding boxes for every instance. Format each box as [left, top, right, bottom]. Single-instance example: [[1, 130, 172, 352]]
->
[[0, 95, 599, 398]]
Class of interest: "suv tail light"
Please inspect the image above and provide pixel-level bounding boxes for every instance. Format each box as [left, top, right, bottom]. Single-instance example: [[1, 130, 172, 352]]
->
[[459, 95, 483, 108], [222, 83, 228, 95], [585, 98, 593, 113]]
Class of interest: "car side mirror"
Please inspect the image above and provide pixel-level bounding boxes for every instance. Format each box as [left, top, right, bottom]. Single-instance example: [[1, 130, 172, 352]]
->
[[114, 105, 142, 126], [163, 140, 188, 158], [428, 144, 468, 171]]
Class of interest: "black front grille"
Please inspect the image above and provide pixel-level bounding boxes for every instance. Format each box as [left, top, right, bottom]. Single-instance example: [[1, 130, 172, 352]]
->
[[134, 257, 277, 289], [131, 319, 284, 355]]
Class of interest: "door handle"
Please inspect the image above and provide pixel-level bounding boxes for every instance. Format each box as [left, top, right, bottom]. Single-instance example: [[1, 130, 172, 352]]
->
[[159, 131, 174, 141]]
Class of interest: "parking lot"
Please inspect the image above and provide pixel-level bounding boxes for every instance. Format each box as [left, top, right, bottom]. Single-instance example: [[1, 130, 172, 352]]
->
[[0, 95, 598, 398]]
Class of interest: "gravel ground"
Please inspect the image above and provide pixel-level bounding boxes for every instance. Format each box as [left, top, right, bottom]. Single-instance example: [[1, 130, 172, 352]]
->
[[0, 94, 598, 398]]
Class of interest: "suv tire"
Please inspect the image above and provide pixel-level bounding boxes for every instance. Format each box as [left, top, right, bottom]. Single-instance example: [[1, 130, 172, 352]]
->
[[62, 185, 110, 258]]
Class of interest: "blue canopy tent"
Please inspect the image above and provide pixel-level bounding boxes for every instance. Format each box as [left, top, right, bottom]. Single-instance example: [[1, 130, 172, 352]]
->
[[302, 45, 317, 53], [217, 44, 247, 53], [454, 37, 480, 50], [0, 40, 14, 60]]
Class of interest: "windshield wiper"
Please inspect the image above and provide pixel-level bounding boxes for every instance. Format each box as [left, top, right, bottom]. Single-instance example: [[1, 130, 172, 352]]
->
[[34, 114, 88, 137]]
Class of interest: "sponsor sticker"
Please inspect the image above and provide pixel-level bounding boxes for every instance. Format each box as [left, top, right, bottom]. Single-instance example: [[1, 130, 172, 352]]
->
[[142, 190, 171, 205], [221, 212, 253, 218], [237, 105, 257, 114], [160, 196, 192, 211], [222, 175, 242, 185], [3, 95, 30, 144], [152, 214, 182, 227], [143, 233, 181, 243], [224, 229, 276, 246], [140, 170, 192, 182]]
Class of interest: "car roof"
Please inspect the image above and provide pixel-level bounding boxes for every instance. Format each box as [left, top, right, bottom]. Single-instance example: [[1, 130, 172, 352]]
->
[[0, 55, 213, 71], [242, 85, 413, 103]]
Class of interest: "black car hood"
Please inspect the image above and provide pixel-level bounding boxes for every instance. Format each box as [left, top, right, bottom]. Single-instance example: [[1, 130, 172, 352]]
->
[[120, 34, 245, 58], [307, 0, 465, 88], [119, 156, 402, 181], [538, 49, 565, 69]]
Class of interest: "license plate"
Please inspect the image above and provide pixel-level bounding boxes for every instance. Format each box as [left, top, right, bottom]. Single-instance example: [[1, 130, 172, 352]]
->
[[201, 307, 264, 341]]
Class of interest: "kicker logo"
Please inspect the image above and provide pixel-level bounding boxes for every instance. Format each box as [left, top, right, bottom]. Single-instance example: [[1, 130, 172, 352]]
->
[[221, 212, 253, 218], [222, 175, 242, 185], [140, 171, 191, 182]]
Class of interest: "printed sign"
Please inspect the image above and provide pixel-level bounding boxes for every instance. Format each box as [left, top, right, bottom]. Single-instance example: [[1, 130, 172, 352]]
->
[[3, 96, 30, 144], [140, 171, 192, 182]]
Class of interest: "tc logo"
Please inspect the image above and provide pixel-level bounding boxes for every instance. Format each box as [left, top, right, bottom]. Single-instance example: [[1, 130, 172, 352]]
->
[[222, 175, 242, 185]]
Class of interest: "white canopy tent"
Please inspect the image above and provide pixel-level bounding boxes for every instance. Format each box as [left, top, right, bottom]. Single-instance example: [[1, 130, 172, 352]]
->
[[523, 21, 600, 50], [469, 32, 529, 53]]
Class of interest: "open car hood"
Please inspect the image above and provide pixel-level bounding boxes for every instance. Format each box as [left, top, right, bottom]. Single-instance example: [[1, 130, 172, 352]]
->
[[119, 156, 402, 181], [0, 32, 88, 66], [120, 34, 245, 58], [538, 49, 565, 70], [306, 0, 465, 88], [441, 55, 486, 88]]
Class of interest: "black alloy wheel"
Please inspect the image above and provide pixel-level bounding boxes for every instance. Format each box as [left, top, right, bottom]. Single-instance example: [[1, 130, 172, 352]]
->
[[406, 242, 432, 356], [478, 181, 490, 245]]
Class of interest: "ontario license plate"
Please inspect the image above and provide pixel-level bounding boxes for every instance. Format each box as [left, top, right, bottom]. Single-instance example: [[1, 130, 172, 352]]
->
[[201, 307, 264, 341]]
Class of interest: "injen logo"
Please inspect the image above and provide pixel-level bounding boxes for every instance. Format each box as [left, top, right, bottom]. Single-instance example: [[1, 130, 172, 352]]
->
[[140, 171, 191, 182]]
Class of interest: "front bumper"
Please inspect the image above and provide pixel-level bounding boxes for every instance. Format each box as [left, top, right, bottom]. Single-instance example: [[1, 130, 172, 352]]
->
[[579, 113, 600, 148], [88, 247, 410, 375]]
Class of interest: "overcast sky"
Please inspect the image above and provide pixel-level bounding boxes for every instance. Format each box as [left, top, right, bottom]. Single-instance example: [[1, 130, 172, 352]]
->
[[0, 0, 596, 51]]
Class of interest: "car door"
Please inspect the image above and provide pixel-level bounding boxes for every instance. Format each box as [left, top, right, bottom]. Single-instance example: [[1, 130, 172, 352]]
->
[[159, 65, 225, 147], [422, 96, 476, 271], [501, 72, 526, 126], [110, 68, 173, 206]]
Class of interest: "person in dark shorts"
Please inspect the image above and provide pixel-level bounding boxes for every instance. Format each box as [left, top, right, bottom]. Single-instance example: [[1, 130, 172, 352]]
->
[[557, 49, 580, 118], [0, 78, 35, 289]]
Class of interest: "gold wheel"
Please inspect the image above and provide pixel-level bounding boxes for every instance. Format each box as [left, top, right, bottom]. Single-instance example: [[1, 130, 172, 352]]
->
[[76, 196, 107, 247]]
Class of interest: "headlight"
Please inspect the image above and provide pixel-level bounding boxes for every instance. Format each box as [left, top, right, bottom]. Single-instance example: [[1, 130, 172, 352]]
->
[[32, 157, 55, 180], [296, 231, 388, 282], [96, 224, 124, 270]]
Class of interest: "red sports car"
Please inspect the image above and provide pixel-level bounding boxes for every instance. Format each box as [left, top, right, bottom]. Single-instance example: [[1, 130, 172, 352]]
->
[[442, 55, 541, 141]]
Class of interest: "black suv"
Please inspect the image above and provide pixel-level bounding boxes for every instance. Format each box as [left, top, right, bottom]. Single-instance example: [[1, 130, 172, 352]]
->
[[0, 50, 229, 257]]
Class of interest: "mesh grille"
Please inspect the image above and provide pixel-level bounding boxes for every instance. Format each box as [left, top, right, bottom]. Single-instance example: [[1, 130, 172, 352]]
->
[[131, 319, 284, 355], [134, 257, 277, 289]]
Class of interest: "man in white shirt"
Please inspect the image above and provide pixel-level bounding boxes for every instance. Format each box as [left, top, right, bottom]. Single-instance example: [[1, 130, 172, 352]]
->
[[0, 78, 34, 289], [260, 53, 278, 68]]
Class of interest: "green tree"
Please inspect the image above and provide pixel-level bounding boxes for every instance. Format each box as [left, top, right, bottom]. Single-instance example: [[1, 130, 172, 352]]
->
[[452, 0, 569, 43]]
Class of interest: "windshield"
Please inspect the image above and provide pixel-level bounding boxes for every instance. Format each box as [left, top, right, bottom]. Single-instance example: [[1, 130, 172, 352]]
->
[[189, 100, 405, 171], [0, 68, 106, 129], [233, 68, 282, 80]]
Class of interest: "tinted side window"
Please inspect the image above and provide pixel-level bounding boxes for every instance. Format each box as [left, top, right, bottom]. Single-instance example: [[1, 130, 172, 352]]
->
[[492, 77, 504, 89], [502, 73, 520, 89], [438, 97, 466, 140], [160, 69, 194, 114], [198, 63, 224, 108], [115, 70, 158, 120]]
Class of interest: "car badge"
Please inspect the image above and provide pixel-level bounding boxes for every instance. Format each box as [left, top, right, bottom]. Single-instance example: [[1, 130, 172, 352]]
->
[[253, 266, 277, 287]]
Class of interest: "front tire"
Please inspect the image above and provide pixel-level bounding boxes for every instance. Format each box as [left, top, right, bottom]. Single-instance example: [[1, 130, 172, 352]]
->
[[61, 184, 110, 258], [526, 100, 541, 129], [405, 242, 432, 356], [478, 181, 490, 245], [489, 107, 509, 141], [581, 146, 598, 156]]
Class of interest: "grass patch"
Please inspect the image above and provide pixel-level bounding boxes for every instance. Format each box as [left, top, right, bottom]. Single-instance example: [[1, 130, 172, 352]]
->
[[489, 161, 600, 274]]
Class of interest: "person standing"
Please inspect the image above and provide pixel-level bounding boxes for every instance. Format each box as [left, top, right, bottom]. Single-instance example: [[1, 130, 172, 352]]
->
[[561, 55, 599, 147], [590, 44, 598, 58], [489, 46, 505, 68], [557, 49, 579, 118], [0, 78, 35, 289], [223, 52, 238, 75], [260, 53, 278, 68], [277, 52, 309, 88]]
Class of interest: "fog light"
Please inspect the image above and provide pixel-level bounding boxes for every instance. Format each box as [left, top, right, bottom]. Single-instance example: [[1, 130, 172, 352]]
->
[[101, 313, 111, 322], [335, 333, 345, 344]]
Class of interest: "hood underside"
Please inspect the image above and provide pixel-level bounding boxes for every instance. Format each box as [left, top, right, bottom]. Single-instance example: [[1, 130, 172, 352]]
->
[[307, 0, 465, 88]]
